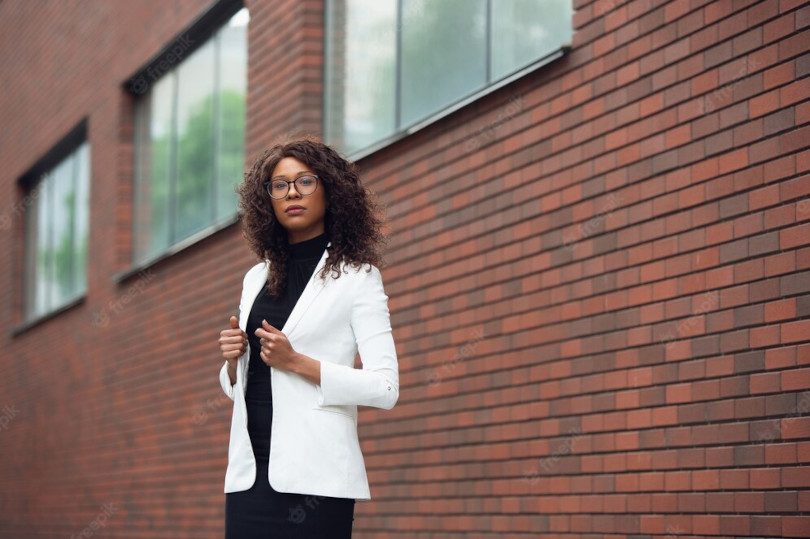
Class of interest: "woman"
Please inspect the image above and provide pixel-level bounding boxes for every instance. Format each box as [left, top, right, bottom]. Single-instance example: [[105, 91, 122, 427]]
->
[[217, 136, 399, 538]]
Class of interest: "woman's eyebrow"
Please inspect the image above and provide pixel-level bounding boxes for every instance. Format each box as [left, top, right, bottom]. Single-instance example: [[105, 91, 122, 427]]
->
[[271, 170, 314, 180]]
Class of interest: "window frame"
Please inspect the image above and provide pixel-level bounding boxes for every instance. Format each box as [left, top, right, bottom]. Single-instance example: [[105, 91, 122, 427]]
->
[[13, 121, 90, 334], [114, 0, 246, 283], [323, 0, 572, 160]]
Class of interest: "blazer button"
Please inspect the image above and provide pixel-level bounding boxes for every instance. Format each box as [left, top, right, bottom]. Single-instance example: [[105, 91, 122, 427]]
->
[[387, 386, 391, 390]]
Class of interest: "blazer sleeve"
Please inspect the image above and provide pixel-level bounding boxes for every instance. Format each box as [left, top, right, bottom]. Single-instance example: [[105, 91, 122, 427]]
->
[[317, 264, 399, 409]]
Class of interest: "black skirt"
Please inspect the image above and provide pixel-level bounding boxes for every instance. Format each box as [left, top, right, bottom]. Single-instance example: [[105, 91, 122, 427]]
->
[[225, 457, 355, 539], [225, 233, 356, 538]]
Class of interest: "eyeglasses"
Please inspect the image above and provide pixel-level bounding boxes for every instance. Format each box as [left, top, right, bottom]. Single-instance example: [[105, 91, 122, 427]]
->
[[264, 174, 319, 199]]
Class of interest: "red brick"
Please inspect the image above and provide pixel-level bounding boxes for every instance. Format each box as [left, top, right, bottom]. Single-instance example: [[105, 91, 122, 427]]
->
[[782, 367, 810, 390], [666, 383, 692, 403], [665, 470, 691, 491], [750, 515, 783, 536], [751, 467, 782, 488], [707, 491, 735, 512], [783, 417, 810, 439], [719, 515, 750, 535], [781, 320, 810, 346], [693, 469, 720, 490], [765, 297, 797, 321], [720, 468, 749, 489], [766, 442, 798, 464], [751, 371, 780, 393], [693, 514, 720, 535], [766, 490, 798, 512], [767, 346, 797, 368], [735, 491, 765, 512], [784, 516, 810, 537], [800, 489, 810, 510]]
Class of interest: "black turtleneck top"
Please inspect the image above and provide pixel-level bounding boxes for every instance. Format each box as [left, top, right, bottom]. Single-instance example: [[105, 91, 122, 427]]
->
[[244, 232, 329, 459]]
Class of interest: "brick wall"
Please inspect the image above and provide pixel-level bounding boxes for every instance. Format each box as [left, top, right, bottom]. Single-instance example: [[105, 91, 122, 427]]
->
[[0, 0, 809, 537]]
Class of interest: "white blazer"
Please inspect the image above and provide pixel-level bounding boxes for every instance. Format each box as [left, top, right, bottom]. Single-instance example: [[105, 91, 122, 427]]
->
[[219, 242, 399, 500]]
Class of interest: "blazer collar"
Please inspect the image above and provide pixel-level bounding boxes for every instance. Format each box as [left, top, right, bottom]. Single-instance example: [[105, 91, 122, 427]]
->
[[243, 241, 332, 338]]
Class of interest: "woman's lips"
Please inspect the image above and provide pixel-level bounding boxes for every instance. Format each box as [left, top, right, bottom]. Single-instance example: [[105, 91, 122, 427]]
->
[[286, 207, 304, 215]]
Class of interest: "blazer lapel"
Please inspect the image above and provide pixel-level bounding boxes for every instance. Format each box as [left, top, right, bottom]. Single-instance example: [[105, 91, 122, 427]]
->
[[241, 241, 332, 340], [282, 241, 331, 337]]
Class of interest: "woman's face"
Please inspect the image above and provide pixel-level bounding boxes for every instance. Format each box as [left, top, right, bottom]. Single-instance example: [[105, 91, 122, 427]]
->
[[269, 156, 328, 244]]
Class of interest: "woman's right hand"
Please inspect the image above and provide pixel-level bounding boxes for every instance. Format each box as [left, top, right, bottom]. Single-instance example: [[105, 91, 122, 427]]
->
[[220, 315, 247, 364]]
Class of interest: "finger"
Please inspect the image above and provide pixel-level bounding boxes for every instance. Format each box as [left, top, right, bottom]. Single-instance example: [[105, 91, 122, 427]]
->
[[260, 350, 272, 365], [219, 335, 245, 344], [222, 342, 246, 351], [254, 327, 270, 339], [262, 319, 281, 333], [229, 315, 239, 329]]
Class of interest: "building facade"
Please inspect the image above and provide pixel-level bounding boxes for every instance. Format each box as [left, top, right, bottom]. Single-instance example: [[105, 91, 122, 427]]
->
[[0, 0, 809, 537]]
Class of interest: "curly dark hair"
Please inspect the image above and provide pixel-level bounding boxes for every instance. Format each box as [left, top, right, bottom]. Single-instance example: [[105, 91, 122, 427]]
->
[[237, 135, 387, 299]]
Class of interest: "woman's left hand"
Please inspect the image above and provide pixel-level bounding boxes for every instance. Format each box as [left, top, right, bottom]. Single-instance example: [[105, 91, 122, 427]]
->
[[255, 319, 299, 371], [254, 319, 322, 384]]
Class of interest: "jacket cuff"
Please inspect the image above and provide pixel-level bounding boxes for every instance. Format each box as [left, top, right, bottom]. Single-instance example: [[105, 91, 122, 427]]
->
[[317, 359, 398, 409]]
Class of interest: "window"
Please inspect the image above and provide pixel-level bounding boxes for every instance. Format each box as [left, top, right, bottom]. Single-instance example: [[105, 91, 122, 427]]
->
[[325, 0, 573, 156], [132, 7, 248, 264], [24, 142, 90, 320]]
